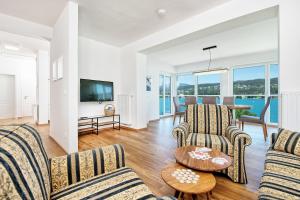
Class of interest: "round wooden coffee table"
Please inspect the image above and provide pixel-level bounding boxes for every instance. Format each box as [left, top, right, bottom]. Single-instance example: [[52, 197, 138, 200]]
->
[[175, 146, 232, 172], [161, 163, 216, 200]]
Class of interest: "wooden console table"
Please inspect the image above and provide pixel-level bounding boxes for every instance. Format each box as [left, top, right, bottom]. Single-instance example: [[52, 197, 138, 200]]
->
[[78, 114, 120, 135]]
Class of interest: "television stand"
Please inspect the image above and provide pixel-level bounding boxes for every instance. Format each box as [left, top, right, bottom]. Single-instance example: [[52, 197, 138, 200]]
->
[[78, 114, 120, 135]]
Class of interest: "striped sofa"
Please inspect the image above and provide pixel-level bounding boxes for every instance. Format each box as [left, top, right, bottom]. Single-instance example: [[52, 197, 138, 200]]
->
[[258, 130, 300, 200], [172, 104, 252, 183], [0, 124, 175, 200]]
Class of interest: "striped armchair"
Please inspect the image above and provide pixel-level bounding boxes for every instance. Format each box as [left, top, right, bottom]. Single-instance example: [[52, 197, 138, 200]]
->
[[0, 124, 175, 200], [172, 104, 252, 183]]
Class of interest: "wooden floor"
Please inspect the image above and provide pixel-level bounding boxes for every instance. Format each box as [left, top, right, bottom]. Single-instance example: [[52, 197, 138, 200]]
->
[[0, 117, 277, 200]]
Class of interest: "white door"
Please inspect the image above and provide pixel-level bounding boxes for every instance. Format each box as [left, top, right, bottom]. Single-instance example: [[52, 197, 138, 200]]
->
[[0, 75, 15, 119]]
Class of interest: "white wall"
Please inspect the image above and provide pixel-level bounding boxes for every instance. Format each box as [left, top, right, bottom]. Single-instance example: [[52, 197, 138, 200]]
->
[[0, 54, 36, 118], [146, 58, 175, 122], [120, 0, 280, 129], [36, 50, 50, 124], [50, 1, 78, 153], [278, 0, 300, 130], [78, 36, 121, 117]]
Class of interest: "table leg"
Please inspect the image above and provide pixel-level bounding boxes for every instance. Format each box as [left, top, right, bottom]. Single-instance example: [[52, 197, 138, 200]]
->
[[206, 192, 210, 200], [113, 115, 115, 129], [174, 190, 180, 198], [192, 194, 197, 200]]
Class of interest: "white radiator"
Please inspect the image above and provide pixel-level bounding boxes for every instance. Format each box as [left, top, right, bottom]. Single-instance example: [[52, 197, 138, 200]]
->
[[281, 91, 300, 131], [118, 95, 133, 125]]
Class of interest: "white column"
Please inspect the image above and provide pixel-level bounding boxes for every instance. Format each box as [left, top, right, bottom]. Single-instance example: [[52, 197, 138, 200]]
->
[[36, 50, 50, 124]]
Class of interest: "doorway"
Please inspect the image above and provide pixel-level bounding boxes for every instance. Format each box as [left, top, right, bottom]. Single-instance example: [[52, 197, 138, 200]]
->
[[0, 74, 15, 119]]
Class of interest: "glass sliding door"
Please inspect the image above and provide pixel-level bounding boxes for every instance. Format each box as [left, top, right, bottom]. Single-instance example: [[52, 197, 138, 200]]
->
[[270, 64, 279, 123], [159, 74, 172, 116], [159, 75, 164, 115], [164, 76, 171, 114]]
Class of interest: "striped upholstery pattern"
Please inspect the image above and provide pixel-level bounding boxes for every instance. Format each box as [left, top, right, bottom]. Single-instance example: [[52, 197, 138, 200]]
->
[[258, 150, 300, 199], [1, 125, 174, 199], [273, 129, 300, 156], [51, 167, 155, 200], [50, 144, 125, 193], [172, 105, 252, 184], [0, 124, 50, 200], [187, 133, 233, 156], [172, 122, 190, 147], [185, 104, 232, 136]]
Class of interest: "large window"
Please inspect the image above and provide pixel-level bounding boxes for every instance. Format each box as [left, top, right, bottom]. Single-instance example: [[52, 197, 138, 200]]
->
[[233, 65, 265, 95], [159, 74, 172, 116], [177, 74, 195, 95], [197, 74, 221, 95], [233, 64, 279, 124], [197, 74, 221, 104]]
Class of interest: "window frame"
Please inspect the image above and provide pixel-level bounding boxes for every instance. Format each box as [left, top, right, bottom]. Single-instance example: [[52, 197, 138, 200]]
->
[[231, 62, 279, 124]]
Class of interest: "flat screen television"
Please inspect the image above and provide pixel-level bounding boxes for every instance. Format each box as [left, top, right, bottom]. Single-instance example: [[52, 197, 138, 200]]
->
[[80, 79, 114, 102]]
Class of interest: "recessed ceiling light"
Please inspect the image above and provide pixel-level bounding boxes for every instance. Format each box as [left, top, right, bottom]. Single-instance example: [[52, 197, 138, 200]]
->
[[157, 9, 167, 17], [4, 44, 20, 51]]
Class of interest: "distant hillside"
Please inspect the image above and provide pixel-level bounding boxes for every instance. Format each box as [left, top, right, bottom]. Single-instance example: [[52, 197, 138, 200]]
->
[[176, 77, 278, 95]]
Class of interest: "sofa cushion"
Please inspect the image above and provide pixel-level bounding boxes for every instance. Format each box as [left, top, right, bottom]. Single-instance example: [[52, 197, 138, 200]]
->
[[273, 129, 300, 156], [0, 124, 51, 200], [186, 133, 233, 156], [185, 104, 232, 136], [50, 167, 156, 200], [258, 150, 300, 199]]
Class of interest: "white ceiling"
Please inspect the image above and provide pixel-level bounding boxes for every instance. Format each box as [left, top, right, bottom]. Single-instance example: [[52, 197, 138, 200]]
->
[[79, 0, 230, 46], [148, 15, 278, 67], [0, 30, 50, 57], [0, 0, 67, 26]]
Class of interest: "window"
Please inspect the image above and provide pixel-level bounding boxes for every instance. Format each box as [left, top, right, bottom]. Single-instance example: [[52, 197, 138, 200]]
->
[[159, 75, 172, 116], [233, 65, 266, 121], [233, 65, 265, 95], [233, 64, 279, 124], [270, 64, 279, 123], [176, 74, 195, 95], [197, 74, 221, 95]]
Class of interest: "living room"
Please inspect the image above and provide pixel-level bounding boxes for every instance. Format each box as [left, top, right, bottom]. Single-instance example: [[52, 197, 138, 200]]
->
[[0, 0, 299, 200]]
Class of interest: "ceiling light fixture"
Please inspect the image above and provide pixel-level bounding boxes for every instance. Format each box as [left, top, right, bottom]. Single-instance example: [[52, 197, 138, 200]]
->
[[157, 9, 167, 17], [4, 44, 20, 51], [193, 45, 228, 76]]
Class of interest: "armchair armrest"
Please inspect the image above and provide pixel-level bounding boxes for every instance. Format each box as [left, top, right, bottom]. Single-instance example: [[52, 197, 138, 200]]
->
[[172, 122, 190, 147], [49, 144, 125, 193], [226, 126, 252, 147]]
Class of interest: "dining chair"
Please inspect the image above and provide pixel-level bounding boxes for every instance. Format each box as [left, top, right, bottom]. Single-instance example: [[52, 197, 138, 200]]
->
[[173, 96, 185, 125], [223, 96, 235, 105], [202, 96, 217, 104], [239, 97, 272, 141], [185, 96, 197, 105]]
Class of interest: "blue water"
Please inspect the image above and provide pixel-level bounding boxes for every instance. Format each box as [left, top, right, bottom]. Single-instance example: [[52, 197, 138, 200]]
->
[[159, 97, 278, 123]]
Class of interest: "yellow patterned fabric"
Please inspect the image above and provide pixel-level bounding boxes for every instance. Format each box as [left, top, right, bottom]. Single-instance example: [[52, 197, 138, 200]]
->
[[185, 104, 232, 136], [51, 167, 157, 200], [258, 150, 300, 199], [172, 122, 190, 147], [0, 124, 51, 200], [50, 144, 125, 193], [173, 110, 251, 183], [187, 133, 233, 156], [273, 129, 300, 156]]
